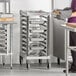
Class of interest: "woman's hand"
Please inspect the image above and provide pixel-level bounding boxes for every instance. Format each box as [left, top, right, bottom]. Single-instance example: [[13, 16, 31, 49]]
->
[[52, 10, 61, 15]]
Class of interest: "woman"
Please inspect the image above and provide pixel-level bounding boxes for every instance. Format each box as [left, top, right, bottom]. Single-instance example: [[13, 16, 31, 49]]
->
[[64, 0, 76, 72]]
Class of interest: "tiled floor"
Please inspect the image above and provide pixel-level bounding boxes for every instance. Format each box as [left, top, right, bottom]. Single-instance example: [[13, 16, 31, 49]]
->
[[0, 63, 76, 76]]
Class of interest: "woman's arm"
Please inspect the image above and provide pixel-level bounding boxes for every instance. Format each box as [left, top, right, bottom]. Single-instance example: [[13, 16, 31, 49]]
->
[[71, 12, 76, 17]]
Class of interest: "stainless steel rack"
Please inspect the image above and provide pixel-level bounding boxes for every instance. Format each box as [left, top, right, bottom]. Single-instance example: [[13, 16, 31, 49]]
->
[[0, 0, 16, 69], [20, 10, 50, 69]]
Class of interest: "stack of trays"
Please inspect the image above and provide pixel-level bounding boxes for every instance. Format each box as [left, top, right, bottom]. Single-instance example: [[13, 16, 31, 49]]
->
[[20, 10, 49, 57], [0, 26, 7, 54]]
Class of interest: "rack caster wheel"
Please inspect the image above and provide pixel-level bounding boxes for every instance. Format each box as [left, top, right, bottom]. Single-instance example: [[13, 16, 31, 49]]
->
[[39, 59, 42, 65], [20, 56, 23, 65], [10, 67, 12, 69], [57, 58, 60, 65], [26, 63, 29, 69], [3, 63, 5, 66], [47, 60, 50, 69], [47, 63, 49, 69]]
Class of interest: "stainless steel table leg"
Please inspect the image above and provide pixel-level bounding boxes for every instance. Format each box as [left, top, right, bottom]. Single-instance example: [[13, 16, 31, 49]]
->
[[66, 48, 69, 76], [65, 30, 69, 76], [10, 54, 12, 69], [10, 25, 13, 69]]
